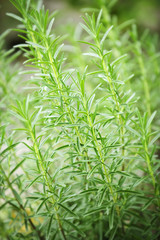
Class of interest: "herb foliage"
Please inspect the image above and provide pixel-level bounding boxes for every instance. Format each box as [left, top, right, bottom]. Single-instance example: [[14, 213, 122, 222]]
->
[[0, 0, 160, 239]]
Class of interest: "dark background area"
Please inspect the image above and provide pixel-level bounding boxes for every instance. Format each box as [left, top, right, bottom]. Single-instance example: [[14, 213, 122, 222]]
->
[[0, 0, 160, 50]]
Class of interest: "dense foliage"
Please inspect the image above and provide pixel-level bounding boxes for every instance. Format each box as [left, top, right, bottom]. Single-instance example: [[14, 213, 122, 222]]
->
[[0, 0, 160, 239]]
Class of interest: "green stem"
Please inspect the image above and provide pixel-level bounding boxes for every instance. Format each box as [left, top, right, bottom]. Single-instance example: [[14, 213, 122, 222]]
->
[[45, 41, 84, 145], [85, 105, 120, 217], [144, 141, 156, 188], [96, 39, 125, 171], [27, 121, 67, 240]]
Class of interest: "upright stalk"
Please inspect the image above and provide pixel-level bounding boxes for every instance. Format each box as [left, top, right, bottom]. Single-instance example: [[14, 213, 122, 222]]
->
[[95, 39, 125, 170], [26, 118, 67, 240]]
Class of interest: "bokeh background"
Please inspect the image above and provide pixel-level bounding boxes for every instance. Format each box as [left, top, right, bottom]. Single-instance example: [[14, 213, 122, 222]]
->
[[0, 0, 160, 50]]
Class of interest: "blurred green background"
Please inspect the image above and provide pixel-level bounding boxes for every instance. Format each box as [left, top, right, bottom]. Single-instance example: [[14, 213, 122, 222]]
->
[[0, 0, 160, 49]]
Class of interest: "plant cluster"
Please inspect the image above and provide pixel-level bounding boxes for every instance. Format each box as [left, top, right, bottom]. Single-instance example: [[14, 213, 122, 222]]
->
[[0, 0, 160, 239]]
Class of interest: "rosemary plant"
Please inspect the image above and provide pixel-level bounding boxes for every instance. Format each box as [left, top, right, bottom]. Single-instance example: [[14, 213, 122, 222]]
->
[[0, 0, 160, 239]]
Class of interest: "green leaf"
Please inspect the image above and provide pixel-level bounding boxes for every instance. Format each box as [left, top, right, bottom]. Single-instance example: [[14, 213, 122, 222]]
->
[[132, 176, 147, 187], [142, 198, 154, 211], [86, 71, 103, 76], [80, 23, 95, 38], [26, 0, 31, 12], [22, 142, 33, 151], [12, 189, 23, 205], [96, 10, 102, 29], [47, 17, 55, 36], [26, 175, 42, 189], [0, 201, 8, 210], [149, 133, 160, 146], [87, 163, 100, 179], [126, 125, 141, 137], [55, 144, 70, 151], [14, 43, 29, 49], [83, 52, 101, 59], [84, 207, 106, 216], [6, 13, 23, 22], [58, 203, 77, 217], [9, 0, 22, 13], [98, 187, 108, 206], [146, 111, 156, 129], [26, 41, 46, 50], [63, 219, 86, 237], [111, 54, 127, 66], [117, 190, 142, 195], [0, 143, 19, 157], [47, 214, 54, 238], [110, 171, 131, 177], [126, 93, 135, 103], [109, 205, 114, 230], [80, 188, 98, 194], [87, 83, 102, 104], [9, 159, 26, 177], [78, 40, 97, 48], [7, 201, 20, 211], [88, 94, 95, 112], [0, 29, 11, 41], [100, 26, 113, 47], [36, 197, 51, 213], [109, 225, 118, 240], [31, 107, 42, 127], [118, 19, 135, 30], [54, 44, 64, 59]]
